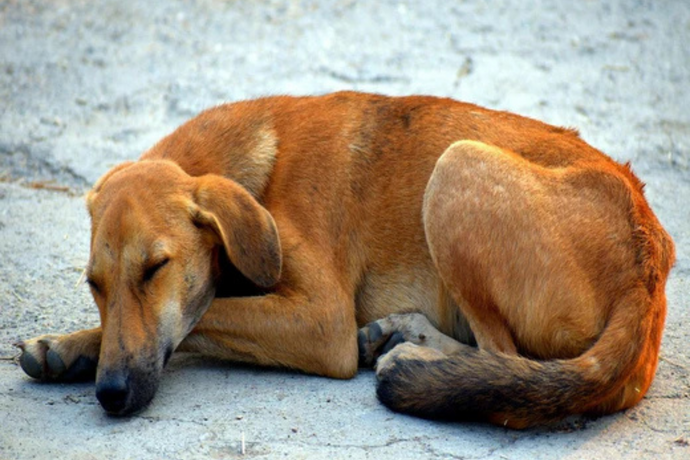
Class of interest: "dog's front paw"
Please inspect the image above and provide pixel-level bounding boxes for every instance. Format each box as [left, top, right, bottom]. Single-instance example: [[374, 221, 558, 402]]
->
[[15, 334, 97, 382], [359, 313, 441, 367], [358, 312, 465, 368]]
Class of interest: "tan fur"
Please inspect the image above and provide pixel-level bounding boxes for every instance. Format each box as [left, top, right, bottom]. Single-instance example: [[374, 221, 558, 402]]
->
[[17, 92, 674, 426]]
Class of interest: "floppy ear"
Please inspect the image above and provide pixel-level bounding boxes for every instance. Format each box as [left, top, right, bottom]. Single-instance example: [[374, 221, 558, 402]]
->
[[191, 174, 282, 288]]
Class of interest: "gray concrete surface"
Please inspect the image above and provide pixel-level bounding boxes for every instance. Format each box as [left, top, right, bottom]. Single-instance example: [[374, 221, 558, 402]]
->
[[1, 0, 689, 458]]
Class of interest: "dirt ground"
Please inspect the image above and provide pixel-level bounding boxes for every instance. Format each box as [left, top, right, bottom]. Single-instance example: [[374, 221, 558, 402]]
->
[[0, 0, 688, 459]]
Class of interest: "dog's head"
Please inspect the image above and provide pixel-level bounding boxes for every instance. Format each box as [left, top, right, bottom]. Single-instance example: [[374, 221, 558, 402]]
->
[[85, 160, 281, 415]]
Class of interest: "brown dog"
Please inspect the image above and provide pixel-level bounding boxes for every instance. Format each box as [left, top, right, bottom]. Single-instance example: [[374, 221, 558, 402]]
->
[[16, 92, 675, 428]]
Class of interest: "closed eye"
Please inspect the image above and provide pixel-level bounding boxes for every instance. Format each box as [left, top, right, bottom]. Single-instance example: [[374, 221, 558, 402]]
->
[[143, 258, 170, 283], [86, 278, 101, 294]]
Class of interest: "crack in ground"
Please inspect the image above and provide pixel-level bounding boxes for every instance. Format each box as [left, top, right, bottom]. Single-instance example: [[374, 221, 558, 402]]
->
[[136, 414, 212, 430], [0, 142, 90, 191], [317, 66, 410, 84], [253, 434, 499, 458], [286, 436, 414, 451]]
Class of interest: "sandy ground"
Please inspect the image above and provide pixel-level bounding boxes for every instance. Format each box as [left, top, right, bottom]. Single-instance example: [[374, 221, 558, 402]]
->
[[1, 0, 689, 459]]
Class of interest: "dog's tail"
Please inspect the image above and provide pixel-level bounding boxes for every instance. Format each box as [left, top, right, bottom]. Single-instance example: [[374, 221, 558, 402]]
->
[[376, 285, 669, 428]]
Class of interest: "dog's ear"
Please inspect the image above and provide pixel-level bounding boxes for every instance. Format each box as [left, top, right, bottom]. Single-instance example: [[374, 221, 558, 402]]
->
[[86, 161, 136, 215], [191, 175, 282, 288]]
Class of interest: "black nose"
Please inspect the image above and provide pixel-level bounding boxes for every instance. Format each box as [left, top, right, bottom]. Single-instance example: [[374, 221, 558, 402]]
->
[[96, 372, 130, 414]]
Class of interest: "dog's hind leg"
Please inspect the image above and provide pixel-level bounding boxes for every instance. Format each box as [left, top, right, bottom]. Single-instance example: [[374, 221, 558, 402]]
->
[[421, 141, 535, 355], [16, 327, 101, 382], [420, 139, 632, 361]]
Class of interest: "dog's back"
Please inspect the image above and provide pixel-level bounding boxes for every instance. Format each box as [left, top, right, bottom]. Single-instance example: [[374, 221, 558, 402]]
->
[[146, 91, 662, 333]]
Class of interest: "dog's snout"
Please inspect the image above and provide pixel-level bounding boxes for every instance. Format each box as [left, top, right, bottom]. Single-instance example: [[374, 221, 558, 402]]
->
[[96, 372, 130, 414]]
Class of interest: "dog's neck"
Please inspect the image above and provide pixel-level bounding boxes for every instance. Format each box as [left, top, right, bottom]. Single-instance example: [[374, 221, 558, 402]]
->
[[141, 104, 278, 199]]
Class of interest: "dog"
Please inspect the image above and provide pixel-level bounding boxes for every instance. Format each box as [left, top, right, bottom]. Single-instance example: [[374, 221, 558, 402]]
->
[[16, 92, 675, 428]]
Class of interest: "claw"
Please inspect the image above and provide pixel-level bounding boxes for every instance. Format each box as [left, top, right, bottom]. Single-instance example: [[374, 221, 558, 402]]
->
[[368, 322, 383, 344], [46, 349, 67, 375], [358, 322, 388, 367], [357, 329, 369, 366], [19, 349, 44, 380], [381, 331, 405, 355]]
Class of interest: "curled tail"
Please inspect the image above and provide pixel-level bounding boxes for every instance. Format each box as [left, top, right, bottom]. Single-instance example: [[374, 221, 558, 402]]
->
[[376, 285, 668, 429]]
